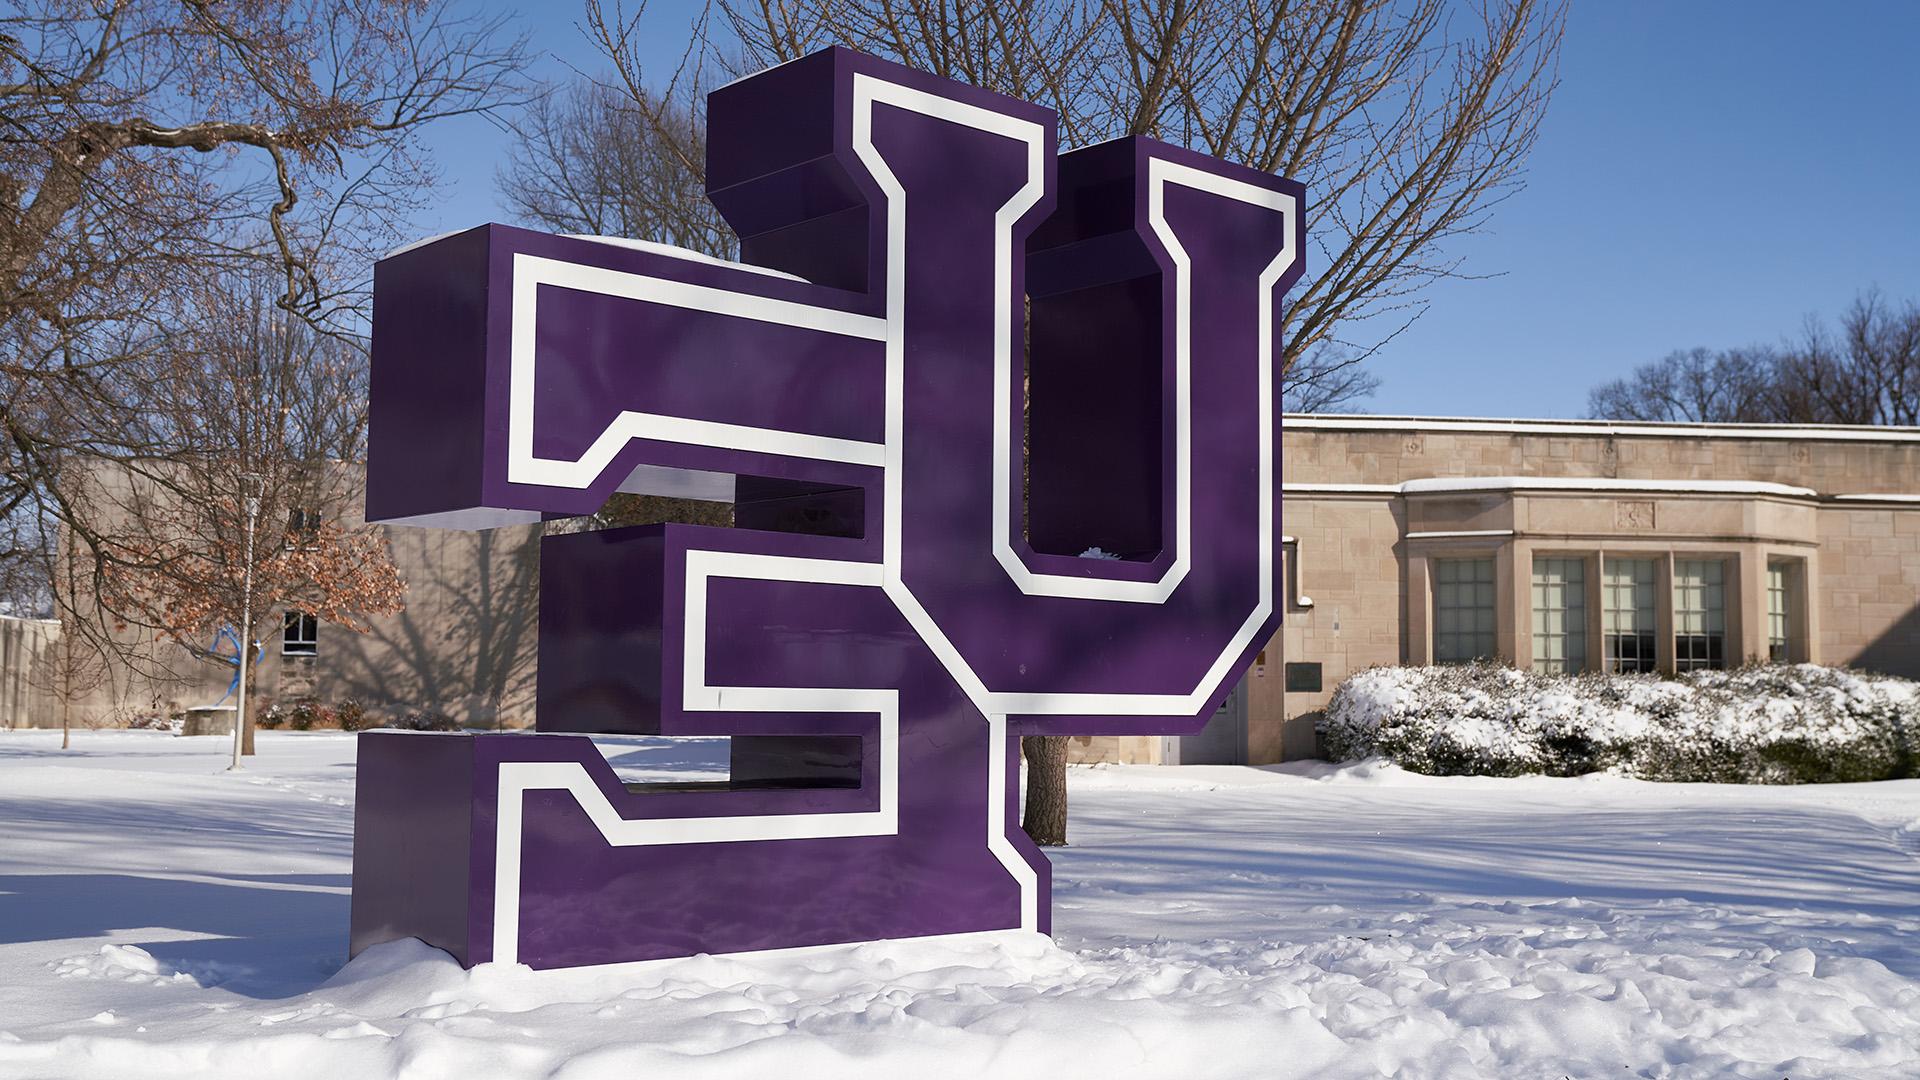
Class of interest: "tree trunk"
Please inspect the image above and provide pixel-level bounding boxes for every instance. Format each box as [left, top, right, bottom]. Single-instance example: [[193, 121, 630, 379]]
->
[[1021, 735, 1069, 846], [241, 705, 255, 756], [61, 697, 70, 751]]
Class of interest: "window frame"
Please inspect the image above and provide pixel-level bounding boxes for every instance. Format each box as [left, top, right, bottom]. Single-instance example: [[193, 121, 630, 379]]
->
[[1767, 556, 1805, 663], [282, 610, 319, 657], [287, 507, 322, 551]]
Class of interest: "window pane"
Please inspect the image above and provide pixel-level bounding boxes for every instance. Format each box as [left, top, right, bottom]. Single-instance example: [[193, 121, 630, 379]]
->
[[1433, 557, 1497, 664], [1768, 559, 1802, 663], [1603, 558, 1657, 673], [1532, 557, 1587, 674], [1673, 560, 1726, 671]]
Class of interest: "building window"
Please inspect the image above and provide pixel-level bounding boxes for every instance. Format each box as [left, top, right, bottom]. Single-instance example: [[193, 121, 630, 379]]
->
[[1433, 557, 1496, 663], [282, 611, 318, 656], [1673, 559, 1726, 671], [1603, 558, 1658, 674], [1768, 559, 1802, 662], [1532, 556, 1587, 674], [287, 508, 321, 550]]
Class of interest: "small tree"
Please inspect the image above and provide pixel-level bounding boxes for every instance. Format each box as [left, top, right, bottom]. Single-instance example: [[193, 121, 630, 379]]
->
[[6, 505, 108, 747], [41, 559, 110, 751], [84, 282, 404, 755]]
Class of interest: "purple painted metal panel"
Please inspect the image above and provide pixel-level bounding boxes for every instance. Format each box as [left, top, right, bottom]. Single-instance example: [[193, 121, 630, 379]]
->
[[348, 733, 476, 964], [352, 45, 1302, 970]]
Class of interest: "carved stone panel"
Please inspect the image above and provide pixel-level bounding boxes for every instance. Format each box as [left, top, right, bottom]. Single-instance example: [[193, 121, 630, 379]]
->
[[1615, 500, 1656, 530]]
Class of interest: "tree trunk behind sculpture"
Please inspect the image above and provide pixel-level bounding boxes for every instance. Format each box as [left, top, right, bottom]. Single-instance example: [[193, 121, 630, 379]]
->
[[1021, 735, 1069, 846]]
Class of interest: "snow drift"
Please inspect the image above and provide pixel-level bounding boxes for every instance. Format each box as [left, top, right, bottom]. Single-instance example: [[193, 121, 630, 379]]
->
[[1323, 663, 1920, 783]]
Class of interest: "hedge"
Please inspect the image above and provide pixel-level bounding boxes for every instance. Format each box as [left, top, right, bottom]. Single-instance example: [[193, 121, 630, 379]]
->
[[1321, 663, 1920, 784]]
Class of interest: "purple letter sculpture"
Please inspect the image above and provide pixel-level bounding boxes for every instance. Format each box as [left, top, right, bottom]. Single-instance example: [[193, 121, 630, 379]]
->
[[351, 46, 1303, 971]]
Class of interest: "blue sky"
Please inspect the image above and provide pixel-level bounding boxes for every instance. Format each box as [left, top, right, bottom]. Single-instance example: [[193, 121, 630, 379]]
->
[[416, 1, 1920, 420]]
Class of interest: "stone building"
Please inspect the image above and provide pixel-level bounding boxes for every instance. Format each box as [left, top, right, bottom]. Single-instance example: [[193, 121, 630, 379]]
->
[[22, 414, 1920, 762], [1073, 414, 1920, 766], [30, 492, 546, 732]]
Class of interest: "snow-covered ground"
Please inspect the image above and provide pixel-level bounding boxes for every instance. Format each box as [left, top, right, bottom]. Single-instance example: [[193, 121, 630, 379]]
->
[[3, 731, 1920, 1079]]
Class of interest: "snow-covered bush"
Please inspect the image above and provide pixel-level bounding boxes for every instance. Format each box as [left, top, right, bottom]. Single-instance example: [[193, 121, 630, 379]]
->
[[335, 699, 370, 731], [1322, 663, 1920, 783], [123, 711, 182, 734], [258, 699, 371, 731], [392, 710, 459, 732]]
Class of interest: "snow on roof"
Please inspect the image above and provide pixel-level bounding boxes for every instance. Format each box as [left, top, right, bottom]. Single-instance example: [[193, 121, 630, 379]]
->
[[561, 235, 806, 282], [1286, 476, 1821, 498], [1399, 476, 1820, 498], [381, 230, 807, 284], [1285, 413, 1920, 442]]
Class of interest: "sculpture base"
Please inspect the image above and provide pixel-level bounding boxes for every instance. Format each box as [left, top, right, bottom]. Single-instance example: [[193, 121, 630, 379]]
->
[[349, 729, 1048, 971], [179, 706, 237, 737]]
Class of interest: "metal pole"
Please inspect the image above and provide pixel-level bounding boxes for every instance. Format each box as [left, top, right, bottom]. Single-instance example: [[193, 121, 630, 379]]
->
[[229, 479, 261, 771]]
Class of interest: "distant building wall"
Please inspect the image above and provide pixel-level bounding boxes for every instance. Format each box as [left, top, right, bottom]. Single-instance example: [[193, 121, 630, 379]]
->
[[1066, 734, 1164, 765], [307, 514, 543, 729], [0, 616, 60, 730]]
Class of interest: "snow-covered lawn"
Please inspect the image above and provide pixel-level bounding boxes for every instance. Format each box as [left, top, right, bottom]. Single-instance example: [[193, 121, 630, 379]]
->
[[3, 732, 1920, 1078]]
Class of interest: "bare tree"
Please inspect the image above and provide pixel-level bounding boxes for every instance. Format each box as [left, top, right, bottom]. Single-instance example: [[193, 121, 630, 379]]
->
[[1586, 347, 1779, 423], [527, 0, 1563, 843], [0, 0, 533, 618], [499, 80, 735, 256], [579, 0, 1562, 399], [1771, 291, 1920, 426], [1284, 343, 1382, 413], [1589, 293, 1920, 426]]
